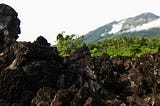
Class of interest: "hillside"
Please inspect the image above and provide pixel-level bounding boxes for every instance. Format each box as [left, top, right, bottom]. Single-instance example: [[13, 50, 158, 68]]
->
[[84, 12, 160, 43]]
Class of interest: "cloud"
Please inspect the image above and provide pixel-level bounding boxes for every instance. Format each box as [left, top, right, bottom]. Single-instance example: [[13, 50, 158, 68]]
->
[[108, 21, 124, 34], [127, 19, 160, 32]]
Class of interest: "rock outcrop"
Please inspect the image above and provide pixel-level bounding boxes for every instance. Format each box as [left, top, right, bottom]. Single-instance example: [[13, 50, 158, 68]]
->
[[1, 3, 160, 106]]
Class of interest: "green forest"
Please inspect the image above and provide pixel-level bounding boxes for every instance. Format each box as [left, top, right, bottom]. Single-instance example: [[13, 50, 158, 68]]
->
[[56, 33, 160, 57], [88, 37, 160, 57]]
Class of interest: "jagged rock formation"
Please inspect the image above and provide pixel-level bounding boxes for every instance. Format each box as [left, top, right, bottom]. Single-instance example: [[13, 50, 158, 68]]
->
[[0, 3, 20, 42], [1, 3, 160, 106]]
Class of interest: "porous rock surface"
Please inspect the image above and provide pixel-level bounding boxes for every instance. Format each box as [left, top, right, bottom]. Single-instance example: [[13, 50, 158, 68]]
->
[[1, 3, 160, 106]]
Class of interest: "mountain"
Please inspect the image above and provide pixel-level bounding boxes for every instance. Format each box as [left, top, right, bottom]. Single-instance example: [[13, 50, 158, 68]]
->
[[84, 12, 160, 43]]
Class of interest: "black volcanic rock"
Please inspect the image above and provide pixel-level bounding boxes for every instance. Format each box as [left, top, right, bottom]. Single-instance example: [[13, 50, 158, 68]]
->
[[0, 3, 20, 42], [0, 3, 18, 17], [33, 36, 51, 46], [1, 3, 160, 106]]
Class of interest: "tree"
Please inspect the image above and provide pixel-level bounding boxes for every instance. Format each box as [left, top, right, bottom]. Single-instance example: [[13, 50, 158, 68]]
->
[[130, 44, 141, 56], [56, 32, 84, 56]]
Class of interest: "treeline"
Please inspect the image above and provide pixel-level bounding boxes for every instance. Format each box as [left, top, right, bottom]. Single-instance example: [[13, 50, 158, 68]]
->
[[56, 33, 160, 57], [88, 37, 160, 57]]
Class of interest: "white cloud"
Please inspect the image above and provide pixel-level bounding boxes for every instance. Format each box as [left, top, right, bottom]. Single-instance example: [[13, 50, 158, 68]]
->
[[108, 21, 124, 34], [101, 33, 105, 37], [127, 19, 160, 32]]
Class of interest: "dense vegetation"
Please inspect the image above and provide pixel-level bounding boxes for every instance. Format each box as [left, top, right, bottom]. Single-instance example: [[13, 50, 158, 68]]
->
[[56, 32, 84, 56], [56, 33, 160, 57], [88, 37, 160, 57]]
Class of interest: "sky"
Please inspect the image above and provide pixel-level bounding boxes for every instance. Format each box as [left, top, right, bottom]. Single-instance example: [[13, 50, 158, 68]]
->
[[1, 0, 160, 44]]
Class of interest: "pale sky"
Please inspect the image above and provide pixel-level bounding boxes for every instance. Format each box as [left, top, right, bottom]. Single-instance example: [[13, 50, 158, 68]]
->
[[1, 0, 160, 44]]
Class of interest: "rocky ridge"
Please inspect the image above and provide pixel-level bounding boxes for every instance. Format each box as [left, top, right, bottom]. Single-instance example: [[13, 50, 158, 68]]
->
[[1, 3, 160, 106]]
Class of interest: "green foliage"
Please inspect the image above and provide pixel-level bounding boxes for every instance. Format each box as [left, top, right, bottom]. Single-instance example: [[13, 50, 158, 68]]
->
[[56, 32, 84, 56], [88, 37, 160, 57], [56, 32, 160, 57]]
